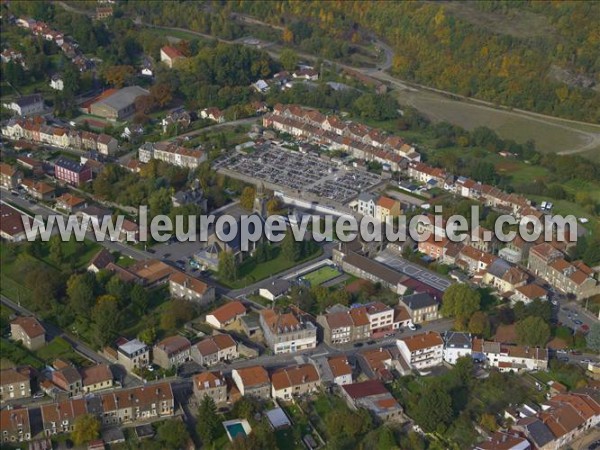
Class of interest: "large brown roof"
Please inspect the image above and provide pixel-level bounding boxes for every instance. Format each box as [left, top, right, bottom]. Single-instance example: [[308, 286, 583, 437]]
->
[[155, 335, 191, 356], [234, 366, 269, 388], [341, 379, 389, 399], [328, 355, 352, 378], [81, 364, 112, 387], [169, 271, 210, 295], [207, 301, 246, 325], [194, 372, 225, 391], [11, 316, 45, 338], [0, 368, 30, 385], [400, 331, 443, 352], [0, 408, 30, 434], [130, 259, 176, 284], [271, 364, 320, 391], [195, 334, 236, 356]]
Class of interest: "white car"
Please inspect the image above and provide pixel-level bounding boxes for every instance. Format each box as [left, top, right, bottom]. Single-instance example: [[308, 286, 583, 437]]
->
[[33, 392, 44, 399], [407, 322, 417, 331]]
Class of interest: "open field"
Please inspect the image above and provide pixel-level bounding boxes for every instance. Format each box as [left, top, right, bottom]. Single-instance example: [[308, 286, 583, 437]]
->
[[394, 88, 600, 158], [301, 266, 340, 287]]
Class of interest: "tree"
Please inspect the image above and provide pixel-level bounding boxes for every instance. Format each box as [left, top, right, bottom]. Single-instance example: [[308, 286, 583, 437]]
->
[[135, 94, 157, 115], [71, 414, 100, 445], [157, 419, 189, 449], [240, 186, 256, 211], [102, 65, 134, 87], [441, 284, 481, 327], [197, 395, 222, 444], [49, 235, 64, 265], [150, 83, 173, 108], [412, 381, 453, 432], [67, 273, 97, 316], [480, 413, 498, 432], [138, 327, 157, 345], [587, 323, 600, 352], [468, 311, 491, 338], [131, 284, 149, 316], [515, 316, 551, 347], [266, 197, 284, 216], [92, 295, 121, 347], [280, 48, 298, 71], [218, 250, 237, 282], [281, 231, 301, 262]]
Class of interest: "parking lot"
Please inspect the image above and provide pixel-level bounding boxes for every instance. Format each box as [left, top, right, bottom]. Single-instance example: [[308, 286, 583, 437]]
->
[[214, 144, 382, 203], [376, 249, 452, 292]]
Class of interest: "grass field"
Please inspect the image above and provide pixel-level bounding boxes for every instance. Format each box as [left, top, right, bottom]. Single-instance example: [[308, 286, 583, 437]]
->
[[36, 336, 90, 366], [218, 246, 323, 289], [394, 88, 600, 158], [301, 266, 341, 287]]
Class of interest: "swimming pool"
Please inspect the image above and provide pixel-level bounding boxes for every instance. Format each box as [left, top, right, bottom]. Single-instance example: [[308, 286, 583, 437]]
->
[[225, 422, 247, 439]]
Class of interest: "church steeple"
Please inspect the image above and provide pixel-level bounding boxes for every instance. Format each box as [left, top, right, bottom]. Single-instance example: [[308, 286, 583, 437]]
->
[[254, 182, 266, 217]]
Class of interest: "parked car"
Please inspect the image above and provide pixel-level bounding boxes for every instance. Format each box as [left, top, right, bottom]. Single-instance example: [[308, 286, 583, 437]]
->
[[33, 392, 44, 399], [407, 322, 417, 331], [353, 342, 364, 348]]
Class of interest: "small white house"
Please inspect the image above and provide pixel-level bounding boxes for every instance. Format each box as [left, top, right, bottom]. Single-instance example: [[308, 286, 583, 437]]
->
[[50, 74, 64, 91]]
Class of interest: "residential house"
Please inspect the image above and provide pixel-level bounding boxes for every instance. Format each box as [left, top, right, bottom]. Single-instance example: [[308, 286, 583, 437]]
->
[[258, 279, 291, 301], [51, 366, 82, 397], [442, 332, 473, 365], [0, 163, 22, 189], [474, 431, 531, 450], [50, 74, 64, 91], [457, 245, 496, 274], [271, 364, 320, 400], [139, 141, 206, 169], [356, 348, 399, 382], [160, 46, 185, 68], [87, 249, 115, 274], [98, 382, 174, 426], [55, 193, 87, 212], [117, 339, 150, 372], [511, 284, 548, 305], [10, 317, 45, 350], [205, 301, 246, 329], [418, 236, 451, 262], [0, 204, 30, 242], [20, 179, 55, 201], [77, 205, 113, 233], [54, 157, 92, 186], [169, 272, 215, 305], [466, 226, 500, 254], [259, 309, 317, 355], [118, 219, 139, 244], [191, 334, 238, 367], [357, 192, 377, 217], [81, 364, 113, 393], [292, 68, 319, 80], [0, 368, 31, 403], [340, 380, 404, 422], [482, 259, 528, 294], [96, 134, 118, 156], [3, 94, 44, 116], [317, 310, 355, 345], [375, 196, 401, 222], [193, 372, 227, 405], [153, 335, 192, 369], [528, 243, 600, 300], [0, 408, 31, 443], [396, 331, 444, 371], [129, 259, 176, 287], [200, 107, 225, 123], [399, 293, 440, 324], [327, 355, 353, 386], [473, 339, 548, 372], [231, 366, 271, 399]]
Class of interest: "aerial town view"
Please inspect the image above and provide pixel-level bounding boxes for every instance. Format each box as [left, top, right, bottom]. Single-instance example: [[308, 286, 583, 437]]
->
[[1, 1, 600, 449]]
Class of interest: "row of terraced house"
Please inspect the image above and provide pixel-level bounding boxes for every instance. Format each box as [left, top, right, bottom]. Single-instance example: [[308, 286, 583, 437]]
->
[[2, 116, 119, 155]]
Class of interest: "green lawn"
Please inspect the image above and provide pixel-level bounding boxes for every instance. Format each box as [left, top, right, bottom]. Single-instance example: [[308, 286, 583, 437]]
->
[[36, 336, 89, 366], [301, 266, 341, 287], [218, 246, 323, 289], [0, 338, 44, 369]]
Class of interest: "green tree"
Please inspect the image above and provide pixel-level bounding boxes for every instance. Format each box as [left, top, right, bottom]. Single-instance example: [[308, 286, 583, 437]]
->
[[440, 284, 481, 327], [280, 48, 299, 71], [240, 186, 256, 211], [157, 419, 189, 449], [218, 250, 237, 282], [281, 231, 301, 262], [138, 327, 157, 345], [71, 414, 100, 445], [515, 316, 551, 347], [66, 273, 97, 316], [149, 187, 172, 216], [130, 284, 149, 316], [92, 295, 121, 347], [196, 395, 222, 444], [49, 235, 64, 265], [587, 323, 600, 352], [468, 311, 491, 338], [412, 381, 453, 432]]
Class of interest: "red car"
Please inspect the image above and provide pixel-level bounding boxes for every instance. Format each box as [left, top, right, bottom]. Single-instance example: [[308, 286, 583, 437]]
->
[[580, 324, 590, 333]]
